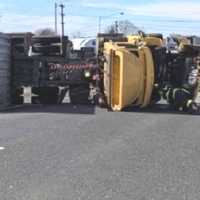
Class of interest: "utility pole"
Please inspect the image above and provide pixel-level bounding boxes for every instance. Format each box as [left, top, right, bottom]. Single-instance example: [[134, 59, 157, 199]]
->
[[98, 16, 102, 33], [115, 21, 119, 33], [54, 2, 58, 34], [60, 4, 65, 37]]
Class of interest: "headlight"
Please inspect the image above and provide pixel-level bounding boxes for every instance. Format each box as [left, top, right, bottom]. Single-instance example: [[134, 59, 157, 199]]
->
[[84, 70, 91, 78]]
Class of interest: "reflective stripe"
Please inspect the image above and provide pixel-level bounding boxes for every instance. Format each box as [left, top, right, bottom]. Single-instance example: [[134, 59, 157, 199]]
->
[[186, 100, 193, 108], [172, 88, 191, 100], [166, 88, 171, 102], [173, 88, 179, 100], [181, 88, 191, 95]]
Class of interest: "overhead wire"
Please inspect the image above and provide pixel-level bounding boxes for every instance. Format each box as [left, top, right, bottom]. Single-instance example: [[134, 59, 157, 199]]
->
[[2, 0, 200, 36]]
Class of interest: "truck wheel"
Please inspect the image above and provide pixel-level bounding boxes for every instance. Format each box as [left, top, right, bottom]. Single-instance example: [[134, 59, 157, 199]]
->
[[147, 33, 163, 40], [69, 84, 90, 105], [32, 36, 68, 45], [32, 44, 60, 54], [32, 37, 61, 44]]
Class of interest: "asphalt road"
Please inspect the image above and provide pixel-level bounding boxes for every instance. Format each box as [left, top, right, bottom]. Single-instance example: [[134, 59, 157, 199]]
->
[[0, 104, 200, 200]]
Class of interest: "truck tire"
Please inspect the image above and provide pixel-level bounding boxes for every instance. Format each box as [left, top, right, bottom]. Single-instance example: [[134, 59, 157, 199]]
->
[[32, 37, 61, 44], [69, 84, 90, 104], [32, 36, 68, 45], [147, 33, 163, 40], [32, 44, 60, 54]]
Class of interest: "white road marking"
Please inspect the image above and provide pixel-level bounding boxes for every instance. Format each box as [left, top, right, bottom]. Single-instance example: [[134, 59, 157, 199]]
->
[[0, 147, 5, 150]]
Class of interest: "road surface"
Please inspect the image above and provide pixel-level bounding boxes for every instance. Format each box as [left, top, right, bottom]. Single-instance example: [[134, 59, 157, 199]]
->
[[0, 104, 200, 200]]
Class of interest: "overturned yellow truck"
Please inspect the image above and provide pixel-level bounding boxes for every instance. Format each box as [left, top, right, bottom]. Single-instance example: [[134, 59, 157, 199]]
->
[[97, 33, 200, 114]]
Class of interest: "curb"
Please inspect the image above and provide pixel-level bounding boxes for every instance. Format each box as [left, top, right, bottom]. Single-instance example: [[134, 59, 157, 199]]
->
[[0, 105, 25, 112]]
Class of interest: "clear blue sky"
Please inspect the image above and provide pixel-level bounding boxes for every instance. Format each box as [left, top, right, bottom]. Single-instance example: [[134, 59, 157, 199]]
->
[[0, 0, 200, 37]]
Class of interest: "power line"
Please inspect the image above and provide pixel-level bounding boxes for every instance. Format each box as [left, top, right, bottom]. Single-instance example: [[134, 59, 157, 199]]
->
[[55, 2, 58, 34]]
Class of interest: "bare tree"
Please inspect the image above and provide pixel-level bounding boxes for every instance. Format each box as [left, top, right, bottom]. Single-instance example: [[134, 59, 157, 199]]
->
[[35, 28, 57, 36], [105, 20, 140, 35], [71, 31, 85, 38]]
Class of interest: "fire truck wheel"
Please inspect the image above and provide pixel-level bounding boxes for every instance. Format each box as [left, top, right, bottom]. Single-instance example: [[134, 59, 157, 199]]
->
[[69, 84, 90, 105]]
